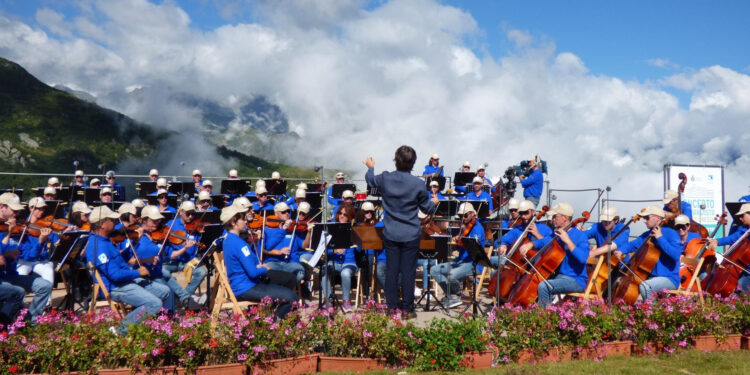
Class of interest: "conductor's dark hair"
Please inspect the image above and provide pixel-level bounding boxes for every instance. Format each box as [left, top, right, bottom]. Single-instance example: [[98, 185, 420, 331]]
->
[[394, 145, 416, 172]]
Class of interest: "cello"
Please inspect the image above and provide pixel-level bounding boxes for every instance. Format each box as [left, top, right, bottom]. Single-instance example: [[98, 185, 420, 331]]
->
[[488, 206, 549, 300], [679, 212, 727, 291], [669, 173, 709, 238], [612, 218, 665, 305], [588, 214, 643, 298], [702, 227, 750, 297], [507, 211, 590, 307]]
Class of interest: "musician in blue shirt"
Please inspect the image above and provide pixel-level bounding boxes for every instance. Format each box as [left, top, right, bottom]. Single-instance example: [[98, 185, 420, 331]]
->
[[321, 205, 360, 312], [501, 198, 521, 229], [460, 176, 493, 213], [494, 200, 551, 267], [155, 189, 177, 214], [431, 203, 484, 309], [191, 169, 203, 193], [327, 172, 347, 207], [476, 166, 495, 193], [262, 203, 306, 284], [104, 171, 125, 200], [619, 206, 683, 300], [587, 206, 631, 262], [708, 204, 750, 290], [454, 162, 472, 195], [663, 189, 693, 220], [129, 205, 176, 312], [422, 153, 443, 178], [520, 157, 544, 207], [427, 181, 446, 201], [518, 203, 589, 307], [195, 191, 218, 211], [252, 187, 275, 211], [162, 201, 208, 309], [15, 198, 57, 299]]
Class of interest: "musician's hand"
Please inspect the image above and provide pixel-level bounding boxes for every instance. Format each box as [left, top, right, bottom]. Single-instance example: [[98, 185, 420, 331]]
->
[[364, 157, 375, 169], [575, 222, 583, 230], [430, 196, 439, 205], [498, 245, 508, 256], [528, 222, 541, 238], [63, 226, 74, 233], [519, 175, 526, 180], [556, 229, 570, 243], [135, 227, 145, 238], [137, 266, 150, 278], [707, 238, 718, 250], [651, 226, 662, 239], [519, 242, 533, 257], [614, 250, 623, 258], [334, 248, 345, 254], [665, 211, 677, 220], [38, 227, 52, 242], [185, 240, 197, 248], [127, 257, 137, 265], [282, 219, 293, 231], [280, 247, 291, 255]]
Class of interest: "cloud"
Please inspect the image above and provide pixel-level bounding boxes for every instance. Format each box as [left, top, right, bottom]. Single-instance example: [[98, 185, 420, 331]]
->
[[35, 8, 72, 37], [1, 0, 749, 217], [647, 58, 679, 69]]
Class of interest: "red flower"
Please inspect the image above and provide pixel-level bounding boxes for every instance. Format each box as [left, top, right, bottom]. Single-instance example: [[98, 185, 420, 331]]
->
[[430, 359, 436, 364], [8, 365, 18, 373], [429, 345, 434, 350], [209, 339, 218, 348], [459, 337, 465, 343]]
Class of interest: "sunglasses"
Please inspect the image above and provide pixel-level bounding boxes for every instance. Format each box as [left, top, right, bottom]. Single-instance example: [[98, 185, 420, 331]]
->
[[338, 212, 349, 217], [364, 210, 374, 214], [185, 211, 196, 216], [463, 213, 473, 218], [509, 209, 518, 213], [675, 224, 688, 231]]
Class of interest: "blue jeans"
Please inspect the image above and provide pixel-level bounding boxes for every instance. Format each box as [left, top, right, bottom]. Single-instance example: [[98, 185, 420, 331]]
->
[[322, 262, 357, 302], [266, 261, 305, 283], [526, 196, 541, 208], [416, 259, 436, 290], [431, 260, 473, 298], [162, 261, 207, 304], [237, 282, 298, 318], [537, 274, 583, 307], [110, 278, 172, 330], [0, 280, 25, 324], [5, 274, 52, 321], [152, 278, 175, 313], [384, 237, 420, 313], [639, 276, 677, 301]]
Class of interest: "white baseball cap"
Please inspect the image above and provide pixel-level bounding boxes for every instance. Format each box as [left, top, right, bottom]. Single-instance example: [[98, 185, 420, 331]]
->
[[202, 179, 212, 187], [296, 183, 308, 190], [457, 203, 476, 215], [362, 202, 375, 211], [418, 210, 428, 219], [131, 198, 145, 208], [429, 181, 439, 187], [600, 206, 619, 222], [192, 169, 202, 176], [519, 200, 535, 212], [141, 205, 165, 221], [552, 202, 574, 217], [232, 197, 251, 209], [736, 203, 750, 216], [507, 198, 520, 210], [256, 186, 268, 195], [642, 205, 666, 218], [75, 170, 84, 177], [462, 161, 471, 168], [48, 177, 59, 185], [28, 197, 46, 209], [663, 190, 679, 205], [149, 169, 159, 176], [0, 193, 24, 211], [431, 153, 439, 160], [674, 215, 690, 226], [117, 202, 137, 216], [156, 178, 167, 187], [274, 202, 290, 213], [472, 176, 483, 184], [179, 201, 196, 212], [89, 206, 119, 223], [89, 178, 101, 185], [221, 204, 247, 224], [256, 179, 266, 187], [271, 171, 281, 179], [295, 189, 306, 199], [228, 169, 238, 178], [71, 201, 91, 214], [100, 187, 112, 196], [298, 201, 311, 214], [156, 188, 169, 196], [198, 191, 211, 202], [342, 190, 355, 199], [43, 187, 57, 196]]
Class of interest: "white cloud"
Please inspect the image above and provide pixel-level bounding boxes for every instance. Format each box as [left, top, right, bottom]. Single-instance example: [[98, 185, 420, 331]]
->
[[35, 8, 72, 37], [1, 0, 749, 213], [647, 58, 679, 69]]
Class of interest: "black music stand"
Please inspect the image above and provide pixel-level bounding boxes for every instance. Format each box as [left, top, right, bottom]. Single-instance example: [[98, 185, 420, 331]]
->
[[221, 179, 250, 196], [169, 182, 196, 197], [93, 201, 126, 210], [195, 225, 226, 302], [435, 200, 458, 218], [306, 183, 323, 192], [453, 172, 476, 188], [366, 184, 381, 197], [160, 211, 176, 222], [464, 200, 491, 219], [42, 200, 67, 219], [137, 181, 157, 197], [425, 176, 447, 191], [310, 222, 353, 313], [306, 192, 322, 209], [70, 186, 84, 202], [416, 234, 451, 313], [331, 184, 357, 199], [264, 179, 287, 197], [459, 237, 491, 317], [53, 232, 89, 311], [83, 188, 101, 205], [50, 187, 72, 201], [0, 188, 23, 200], [210, 194, 226, 209], [196, 210, 221, 224], [146, 195, 178, 208]]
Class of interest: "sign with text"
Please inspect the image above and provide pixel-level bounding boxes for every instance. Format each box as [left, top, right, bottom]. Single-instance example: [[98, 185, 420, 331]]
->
[[664, 164, 725, 245]]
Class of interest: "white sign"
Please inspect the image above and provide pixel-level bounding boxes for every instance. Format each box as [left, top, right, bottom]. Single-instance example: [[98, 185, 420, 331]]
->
[[664, 164, 725, 238]]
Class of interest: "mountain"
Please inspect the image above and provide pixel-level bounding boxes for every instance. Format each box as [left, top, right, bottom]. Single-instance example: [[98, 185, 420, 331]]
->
[[0, 56, 316, 194]]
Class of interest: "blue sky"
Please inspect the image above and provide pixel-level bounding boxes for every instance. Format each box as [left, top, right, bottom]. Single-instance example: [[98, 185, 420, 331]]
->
[[3, 0, 749, 84]]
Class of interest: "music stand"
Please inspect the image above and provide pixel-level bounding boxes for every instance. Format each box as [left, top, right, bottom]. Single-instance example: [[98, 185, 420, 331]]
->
[[210, 194, 226, 209], [137, 181, 157, 197], [195, 227, 226, 300], [146, 195, 178, 208], [331, 184, 357, 199], [416, 234, 452, 313], [48, 187, 72, 201], [83, 188, 101, 205], [264, 179, 287, 197], [306, 192, 322, 209], [42, 200, 66, 219], [726, 202, 743, 219], [196, 210, 221, 224], [459, 237, 491, 317], [306, 183, 323, 192], [366, 184, 381, 197], [425, 176, 447, 191], [481, 185, 492, 194], [310, 222, 353, 313], [160, 211, 176, 222], [453, 172, 476, 188], [434, 200, 458, 218], [221, 179, 250, 196], [70, 186, 85, 202], [53, 232, 89, 311], [93, 201, 126, 211], [464, 200, 490, 219], [169, 182, 196, 197], [0, 188, 23, 200]]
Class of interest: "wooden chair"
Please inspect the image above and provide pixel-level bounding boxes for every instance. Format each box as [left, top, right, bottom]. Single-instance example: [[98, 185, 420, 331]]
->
[[209, 251, 257, 318], [667, 256, 706, 304], [87, 262, 128, 320], [567, 256, 605, 300]]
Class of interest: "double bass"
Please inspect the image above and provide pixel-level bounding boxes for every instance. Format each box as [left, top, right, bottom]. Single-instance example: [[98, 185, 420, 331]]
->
[[679, 212, 727, 291], [702, 227, 750, 297], [507, 211, 590, 307], [487, 206, 549, 299]]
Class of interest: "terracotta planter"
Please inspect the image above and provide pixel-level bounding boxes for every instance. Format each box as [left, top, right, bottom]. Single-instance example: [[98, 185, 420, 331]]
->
[[177, 363, 247, 375], [577, 340, 632, 360], [461, 350, 494, 369], [252, 354, 320, 375], [317, 357, 386, 373], [631, 341, 663, 356], [742, 336, 750, 350], [98, 369, 132, 375], [516, 347, 571, 364], [689, 334, 743, 352]]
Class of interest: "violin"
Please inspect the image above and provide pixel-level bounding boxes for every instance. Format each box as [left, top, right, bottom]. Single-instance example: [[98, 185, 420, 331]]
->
[[488, 206, 549, 300], [247, 212, 263, 230], [151, 226, 189, 246], [110, 224, 142, 245], [508, 211, 590, 307], [455, 218, 476, 247], [184, 220, 210, 233], [0, 220, 26, 236], [80, 223, 91, 231], [38, 215, 72, 232], [612, 218, 665, 305], [263, 215, 287, 229], [679, 212, 727, 291]]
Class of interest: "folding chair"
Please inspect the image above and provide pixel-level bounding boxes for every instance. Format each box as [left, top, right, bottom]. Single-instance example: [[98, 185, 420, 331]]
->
[[667, 256, 706, 304], [567, 256, 605, 300], [87, 262, 128, 320], [209, 251, 257, 318]]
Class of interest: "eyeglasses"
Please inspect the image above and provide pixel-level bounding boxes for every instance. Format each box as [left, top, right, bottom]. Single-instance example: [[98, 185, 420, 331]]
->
[[338, 212, 349, 217], [185, 211, 196, 216], [509, 209, 518, 213], [158, 195, 167, 198], [279, 210, 290, 214], [463, 213, 472, 218], [675, 224, 688, 231], [364, 210, 374, 214]]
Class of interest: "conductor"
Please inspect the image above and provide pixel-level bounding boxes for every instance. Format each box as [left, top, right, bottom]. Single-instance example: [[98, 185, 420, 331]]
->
[[364, 145, 437, 318]]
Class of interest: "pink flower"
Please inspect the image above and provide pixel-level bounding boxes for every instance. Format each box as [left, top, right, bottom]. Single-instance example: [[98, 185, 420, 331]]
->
[[237, 353, 248, 361], [253, 345, 267, 353], [363, 330, 373, 338]]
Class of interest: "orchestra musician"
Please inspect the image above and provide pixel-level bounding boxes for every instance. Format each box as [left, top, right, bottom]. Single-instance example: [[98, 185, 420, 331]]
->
[[228, 169, 239, 179], [148, 169, 159, 182], [459, 176, 493, 213], [428, 181, 445, 201], [707, 203, 750, 290], [104, 171, 125, 199], [15, 198, 58, 291], [619, 206, 682, 300], [220, 204, 298, 318], [520, 156, 543, 208], [162, 201, 208, 309], [501, 198, 521, 229], [288, 188, 306, 211], [421, 153, 443, 178], [454, 161, 472, 195], [252, 186, 274, 211], [365, 146, 437, 317], [99, 187, 114, 204], [0, 193, 53, 324], [476, 165, 495, 193], [431, 203, 484, 308], [495, 200, 551, 267], [321, 204, 359, 312], [191, 169, 203, 193], [196, 191, 218, 211], [73, 170, 87, 187], [42, 186, 57, 201], [245, 180, 265, 198], [200, 180, 213, 194], [47, 177, 60, 188], [332, 190, 355, 217], [262, 202, 306, 285], [518, 202, 589, 307], [85, 205, 171, 335], [131, 199, 146, 217], [89, 178, 101, 189], [663, 189, 693, 220], [587, 206, 631, 260], [328, 172, 347, 207], [155, 189, 177, 214]]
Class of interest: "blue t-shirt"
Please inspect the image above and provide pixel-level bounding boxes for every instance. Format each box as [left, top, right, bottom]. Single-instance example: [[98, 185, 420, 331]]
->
[[455, 220, 486, 263], [134, 235, 164, 279], [0, 233, 21, 279], [460, 190, 494, 212], [663, 201, 693, 220], [584, 222, 630, 261], [521, 169, 543, 198], [532, 227, 590, 288], [262, 226, 298, 263], [165, 219, 201, 263], [223, 232, 268, 296], [86, 233, 139, 291], [422, 165, 443, 177]]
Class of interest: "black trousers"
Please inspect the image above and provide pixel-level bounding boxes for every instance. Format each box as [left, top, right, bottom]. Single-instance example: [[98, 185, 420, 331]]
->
[[264, 269, 298, 291], [384, 237, 420, 313]]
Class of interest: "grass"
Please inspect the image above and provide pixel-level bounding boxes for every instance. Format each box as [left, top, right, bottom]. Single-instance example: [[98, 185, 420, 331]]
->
[[355, 350, 750, 374]]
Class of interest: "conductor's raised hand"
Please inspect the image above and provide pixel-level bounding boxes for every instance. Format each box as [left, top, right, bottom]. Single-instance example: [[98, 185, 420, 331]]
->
[[364, 157, 375, 169]]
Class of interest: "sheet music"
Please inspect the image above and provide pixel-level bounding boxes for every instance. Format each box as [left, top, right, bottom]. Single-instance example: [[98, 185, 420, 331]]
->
[[307, 230, 331, 268]]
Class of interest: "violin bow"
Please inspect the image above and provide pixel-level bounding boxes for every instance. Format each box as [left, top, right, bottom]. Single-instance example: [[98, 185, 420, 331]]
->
[[119, 218, 142, 268], [156, 210, 179, 258]]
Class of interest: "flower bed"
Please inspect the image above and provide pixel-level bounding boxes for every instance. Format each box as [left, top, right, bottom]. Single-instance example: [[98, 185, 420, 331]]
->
[[2, 294, 750, 373]]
